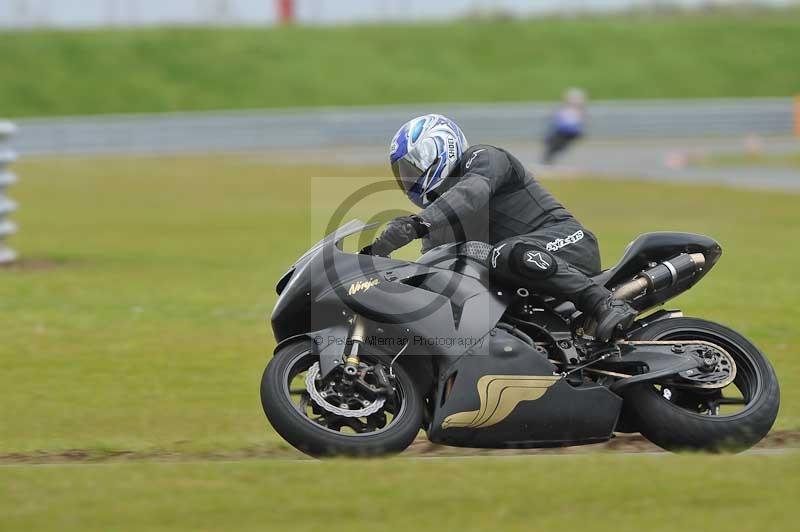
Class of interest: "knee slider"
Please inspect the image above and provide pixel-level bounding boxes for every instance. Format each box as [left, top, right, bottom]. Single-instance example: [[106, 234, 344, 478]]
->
[[511, 244, 558, 279], [487, 242, 557, 286]]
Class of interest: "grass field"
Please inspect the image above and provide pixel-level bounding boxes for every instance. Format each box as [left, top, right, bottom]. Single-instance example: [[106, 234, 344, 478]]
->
[[1, 153, 798, 456], [1, 9, 799, 118], [2, 453, 798, 532], [700, 151, 800, 169], [1, 154, 799, 530]]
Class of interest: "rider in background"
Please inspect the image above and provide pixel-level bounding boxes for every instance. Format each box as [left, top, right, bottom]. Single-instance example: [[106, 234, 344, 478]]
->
[[542, 88, 587, 164], [362, 113, 637, 342]]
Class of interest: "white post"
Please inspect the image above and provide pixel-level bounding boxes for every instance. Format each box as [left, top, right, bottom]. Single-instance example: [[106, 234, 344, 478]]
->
[[0, 120, 19, 265]]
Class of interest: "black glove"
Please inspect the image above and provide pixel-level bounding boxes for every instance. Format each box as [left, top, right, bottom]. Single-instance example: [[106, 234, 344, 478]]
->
[[361, 215, 430, 257]]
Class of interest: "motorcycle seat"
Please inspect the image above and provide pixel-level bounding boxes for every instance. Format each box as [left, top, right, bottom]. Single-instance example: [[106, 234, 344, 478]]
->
[[592, 233, 679, 287]]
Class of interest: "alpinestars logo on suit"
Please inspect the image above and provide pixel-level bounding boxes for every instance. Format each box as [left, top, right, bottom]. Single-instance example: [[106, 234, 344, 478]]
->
[[525, 251, 551, 270]]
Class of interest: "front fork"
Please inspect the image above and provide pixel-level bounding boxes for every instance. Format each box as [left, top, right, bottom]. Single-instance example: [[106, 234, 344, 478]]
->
[[343, 315, 367, 377], [342, 315, 393, 394]]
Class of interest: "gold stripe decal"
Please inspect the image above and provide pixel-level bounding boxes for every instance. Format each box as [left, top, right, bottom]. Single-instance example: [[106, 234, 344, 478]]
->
[[442, 375, 560, 429]]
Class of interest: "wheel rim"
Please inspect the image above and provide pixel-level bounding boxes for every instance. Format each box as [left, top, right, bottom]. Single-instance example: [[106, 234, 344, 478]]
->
[[648, 328, 763, 419], [281, 350, 408, 436]]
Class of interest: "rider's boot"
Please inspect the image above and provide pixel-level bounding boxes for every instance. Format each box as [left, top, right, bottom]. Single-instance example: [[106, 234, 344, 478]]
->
[[576, 285, 638, 342], [590, 296, 638, 342]]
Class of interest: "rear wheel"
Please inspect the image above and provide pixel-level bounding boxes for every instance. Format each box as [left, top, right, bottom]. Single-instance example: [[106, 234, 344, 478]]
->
[[624, 317, 779, 452], [261, 339, 423, 457]]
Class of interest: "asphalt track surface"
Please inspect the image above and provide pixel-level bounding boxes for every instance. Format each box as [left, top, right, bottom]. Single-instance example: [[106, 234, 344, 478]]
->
[[257, 136, 800, 192]]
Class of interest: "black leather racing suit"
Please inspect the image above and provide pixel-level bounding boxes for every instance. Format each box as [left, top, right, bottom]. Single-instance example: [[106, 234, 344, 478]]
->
[[416, 144, 609, 311]]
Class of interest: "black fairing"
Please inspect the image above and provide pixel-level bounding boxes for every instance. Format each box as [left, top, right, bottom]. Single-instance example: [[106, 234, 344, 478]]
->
[[427, 328, 621, 447], [271, 229, 511, 362]]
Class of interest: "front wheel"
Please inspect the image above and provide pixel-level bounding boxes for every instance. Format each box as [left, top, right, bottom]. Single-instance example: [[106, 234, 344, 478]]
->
[[624, 317, 780, 452], [261, 339, 423, 457]]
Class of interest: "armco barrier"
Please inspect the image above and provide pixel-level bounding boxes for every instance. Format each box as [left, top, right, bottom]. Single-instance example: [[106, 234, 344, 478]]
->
[[0, 120, 18, 264], [10, 98, 796, 156]]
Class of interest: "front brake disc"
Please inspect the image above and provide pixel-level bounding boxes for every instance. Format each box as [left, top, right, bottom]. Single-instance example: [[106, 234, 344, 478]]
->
[[305, 362, 386, 418]]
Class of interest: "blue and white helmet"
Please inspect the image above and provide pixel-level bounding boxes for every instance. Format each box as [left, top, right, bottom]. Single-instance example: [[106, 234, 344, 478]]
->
[[389, 114, 469, 208]]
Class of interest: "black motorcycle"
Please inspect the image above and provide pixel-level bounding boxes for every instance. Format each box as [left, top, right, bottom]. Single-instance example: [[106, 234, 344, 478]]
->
[[261, 220, 779, 456]]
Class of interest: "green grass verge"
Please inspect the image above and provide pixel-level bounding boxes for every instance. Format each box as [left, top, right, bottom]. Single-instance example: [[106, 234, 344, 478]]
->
[[1, 453, 798, 532], [700, 151, 800, 169], [0, 154, 798, 458], [1, 10, 799, 118]]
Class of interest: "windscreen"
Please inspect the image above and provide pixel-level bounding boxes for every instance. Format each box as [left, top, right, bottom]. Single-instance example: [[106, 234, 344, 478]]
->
[[293, 220, 376, 266]]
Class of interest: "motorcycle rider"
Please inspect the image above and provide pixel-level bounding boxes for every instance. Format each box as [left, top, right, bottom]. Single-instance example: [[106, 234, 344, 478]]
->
[[542, 87, 587, 164], [363, 114, 637, 342]]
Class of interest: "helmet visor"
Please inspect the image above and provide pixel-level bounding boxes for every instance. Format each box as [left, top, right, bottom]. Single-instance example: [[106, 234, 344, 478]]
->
[[391, 158, 425, 195]]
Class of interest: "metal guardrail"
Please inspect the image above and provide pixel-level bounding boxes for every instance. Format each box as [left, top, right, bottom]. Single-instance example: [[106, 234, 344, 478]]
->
[[10, 98, 797, 156], [1, 1, 795, 29], [0, 120, 18, 264]]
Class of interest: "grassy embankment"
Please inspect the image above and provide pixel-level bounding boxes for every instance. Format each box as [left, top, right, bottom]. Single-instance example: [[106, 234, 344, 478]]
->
[[1, 10, 799, 118]]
